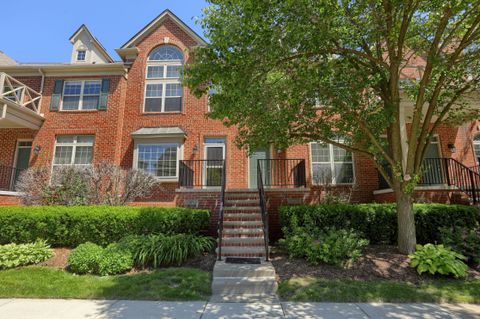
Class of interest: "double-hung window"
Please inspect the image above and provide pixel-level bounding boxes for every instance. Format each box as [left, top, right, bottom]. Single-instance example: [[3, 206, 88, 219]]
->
[[62, 80, 101, 110], [53, 135, 94, 172], [144, 45, 183, 113], [136, 143, 179, 179], [311, 142, 354, 184]]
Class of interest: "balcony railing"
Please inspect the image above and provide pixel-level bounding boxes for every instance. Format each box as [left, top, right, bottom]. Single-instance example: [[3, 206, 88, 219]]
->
[[257, 159, 307, 188], [0, 165, 24, 192], [0, 72, 42, 114], [179, 160, 225, 188]]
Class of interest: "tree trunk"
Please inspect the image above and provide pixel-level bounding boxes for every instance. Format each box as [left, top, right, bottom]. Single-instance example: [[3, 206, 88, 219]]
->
[[395, 188, 416, 254]]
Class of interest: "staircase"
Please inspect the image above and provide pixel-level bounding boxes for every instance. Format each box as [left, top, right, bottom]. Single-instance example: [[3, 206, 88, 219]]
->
[[216, 190, 267, 258]]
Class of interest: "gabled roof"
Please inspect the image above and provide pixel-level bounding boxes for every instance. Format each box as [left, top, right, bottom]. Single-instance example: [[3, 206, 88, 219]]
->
[[120, 9, 206, 49], [69, 24, 115, 63], [0, 51, 18, 65]]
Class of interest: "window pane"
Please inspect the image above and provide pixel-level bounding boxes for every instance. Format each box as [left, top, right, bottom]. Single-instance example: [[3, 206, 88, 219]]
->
[[146, 84, 163, 97], [147, 66, 164, 78], [164, 97, 182, 112], [64, 82, 82, 95], [166, 66, 181, 78], [56, 136, 75, 144], [54, 146, 73, 164], [77, 51, 86, 61], [165, 83, 182, 97], [82, 96, 99, 109], [311, 143, 330, 162], [145, 98, 162, 112], [333, 146, 352, 162], [148, 46, 183, 61], [138, 144, 178, 177], [74, 146, 93, 164], [312, 163, 332, 184], [62, 96, 80, 110], [76, 135, 95, 144], [83, 81, 101, 95], [205, 138, 226, 144], [334, 163, 354, 183]]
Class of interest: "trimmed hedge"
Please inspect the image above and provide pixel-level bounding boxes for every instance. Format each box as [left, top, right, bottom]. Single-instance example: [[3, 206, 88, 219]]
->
[[0, 206, 210, 247], [280, 204, 480, 245]]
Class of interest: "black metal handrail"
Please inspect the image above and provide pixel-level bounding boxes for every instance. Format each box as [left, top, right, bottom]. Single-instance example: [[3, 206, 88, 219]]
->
[[257, 160, 270, 261], [217, 160, 227, 261], [257, 159, 306, 188], [179, 160, 224, 188], [0, 165, 23, 191], [378, 158, 480, 204]]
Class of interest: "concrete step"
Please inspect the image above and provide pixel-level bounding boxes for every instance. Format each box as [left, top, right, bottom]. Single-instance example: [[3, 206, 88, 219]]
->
[[209, 293, 279, 303], [223, 221, 263, 228], [213, 261, 276, 278], [220, 237, 265, 247], [223, 213, 262, 221], [224, 206, 261, 212], [222, 228, 265, 237], [212, 277, 278, 295], [224, 199, 259, 206], [216, 246, 266, 257]]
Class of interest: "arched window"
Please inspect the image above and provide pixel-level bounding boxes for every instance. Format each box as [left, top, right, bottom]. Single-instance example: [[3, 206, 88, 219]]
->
[[474, 135, 480, 164], [144, 45, 183, 112]]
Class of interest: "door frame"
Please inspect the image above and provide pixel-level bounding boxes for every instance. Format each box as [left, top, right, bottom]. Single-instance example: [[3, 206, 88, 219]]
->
[[11, 139, 33, 189], [203, 138, 226, 188], [247, 147, 273, 189]]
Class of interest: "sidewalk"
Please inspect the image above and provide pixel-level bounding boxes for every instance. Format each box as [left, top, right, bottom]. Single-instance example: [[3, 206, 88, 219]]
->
[[0, 299, 479, 319]]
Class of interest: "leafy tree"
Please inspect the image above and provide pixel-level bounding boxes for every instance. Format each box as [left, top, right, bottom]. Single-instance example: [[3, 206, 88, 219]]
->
[[184, 0, 480, 253]]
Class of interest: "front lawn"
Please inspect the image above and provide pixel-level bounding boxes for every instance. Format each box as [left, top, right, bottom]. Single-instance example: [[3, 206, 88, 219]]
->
[[278, 277, 480, 303], [0, 267, 211, 300]]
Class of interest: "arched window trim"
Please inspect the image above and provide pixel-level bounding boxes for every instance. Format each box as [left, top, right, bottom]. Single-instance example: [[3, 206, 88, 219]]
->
[[144, 45, 184, 113], [148, 45, 184, 61]]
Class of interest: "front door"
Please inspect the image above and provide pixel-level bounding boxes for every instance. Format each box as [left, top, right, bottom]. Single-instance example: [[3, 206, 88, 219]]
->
[[249, 149, 270, 188], [13, 141, 32, 189], [204, 138, 225, 187], [422, 137, 443, 184]]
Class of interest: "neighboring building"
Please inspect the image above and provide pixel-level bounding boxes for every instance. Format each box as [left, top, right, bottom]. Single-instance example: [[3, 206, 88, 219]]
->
[[1, 10, 480, 245]]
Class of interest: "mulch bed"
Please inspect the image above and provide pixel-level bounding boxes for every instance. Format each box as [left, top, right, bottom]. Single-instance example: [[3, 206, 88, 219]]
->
[[39, 248, 71, 268], [271, 245, 480, 284]]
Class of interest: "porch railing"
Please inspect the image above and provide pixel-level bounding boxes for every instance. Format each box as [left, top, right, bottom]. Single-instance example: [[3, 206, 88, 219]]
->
[[257, 159, 307, 188], [0, 165, 23, 191], [379, 158, 480, 204], [257, 160, 269, 261], [179, 160, 225, 188], [0, 72, 42, 114], [217, 161, 227, 261]]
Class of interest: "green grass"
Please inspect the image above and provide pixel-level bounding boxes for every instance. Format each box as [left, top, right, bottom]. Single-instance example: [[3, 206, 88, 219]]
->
[[279, 277, 480, 303], [0, 267, 211, 300]]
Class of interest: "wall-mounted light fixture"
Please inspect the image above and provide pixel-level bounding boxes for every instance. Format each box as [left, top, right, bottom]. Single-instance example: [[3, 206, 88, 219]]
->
[[447, 143, 456, 153], [34, 145, 42, 155], [192, 144, 198, 155]]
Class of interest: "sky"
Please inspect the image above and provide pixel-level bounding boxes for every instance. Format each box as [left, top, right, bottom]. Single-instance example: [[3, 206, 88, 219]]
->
[[0, 0, 208, 63]]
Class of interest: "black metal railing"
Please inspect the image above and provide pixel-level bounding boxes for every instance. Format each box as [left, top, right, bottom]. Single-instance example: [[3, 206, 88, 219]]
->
[[257, 160, 270, 261], [378, 158, 480, 204], [0, 165, 23, 191], [257, 159, 306, 188], [179, 160, 225, 188], [217, 161, 227, 261], [470, 164, 480, 175]]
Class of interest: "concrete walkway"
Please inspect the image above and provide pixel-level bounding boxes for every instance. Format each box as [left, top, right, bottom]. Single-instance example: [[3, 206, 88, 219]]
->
[[0, 299, 479, 319]]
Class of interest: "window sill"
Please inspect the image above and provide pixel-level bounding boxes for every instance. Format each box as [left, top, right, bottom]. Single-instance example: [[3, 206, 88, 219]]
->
[[141, 111, 184, 115], [58, 109, 101, 113]]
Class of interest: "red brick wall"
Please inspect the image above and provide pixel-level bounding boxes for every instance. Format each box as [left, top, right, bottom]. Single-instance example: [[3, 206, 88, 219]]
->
[[0, 195, 21, 206]]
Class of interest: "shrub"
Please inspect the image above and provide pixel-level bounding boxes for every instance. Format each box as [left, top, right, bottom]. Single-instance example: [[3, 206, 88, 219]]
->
[[282, 227, 368, 266], [409, 244, 469, 278], [68, 243, 103, 275], [280, 204, 479, 244], [440, 226, 480, 265], [0, 240, 53, 269], [16, 162, 157, 206], [118, 234, 215, 268], [0, 206, 210, 247], [68, 242, 133, 276]]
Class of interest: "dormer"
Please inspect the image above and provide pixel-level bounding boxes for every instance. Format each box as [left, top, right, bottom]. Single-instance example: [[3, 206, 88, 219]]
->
[[69, 25, 114, 64]]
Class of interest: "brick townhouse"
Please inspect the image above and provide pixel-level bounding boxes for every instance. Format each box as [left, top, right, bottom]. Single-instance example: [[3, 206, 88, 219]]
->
[[1, 10, 480, 249]]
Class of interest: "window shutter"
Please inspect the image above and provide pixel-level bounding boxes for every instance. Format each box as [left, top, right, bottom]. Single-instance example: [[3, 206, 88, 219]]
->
[[98, 79, 110, 110], [50, 80, 63, 111]]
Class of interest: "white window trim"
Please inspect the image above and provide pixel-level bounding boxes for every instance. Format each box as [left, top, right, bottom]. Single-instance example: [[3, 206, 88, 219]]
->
[[203, 138, 226, 188], [143, 60, 183, 113], [76, 50, 87, 62], [61, 80, 102, 111], [133, 138, 184, 181], [52, 135, 95, 171], [474, 134, 480, 164], [309, 141, 355, 185]]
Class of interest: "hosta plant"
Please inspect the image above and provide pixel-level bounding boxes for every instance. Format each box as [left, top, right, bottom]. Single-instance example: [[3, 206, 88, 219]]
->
[[0, 240, 53, 269], [409, 244, 469, 278]]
